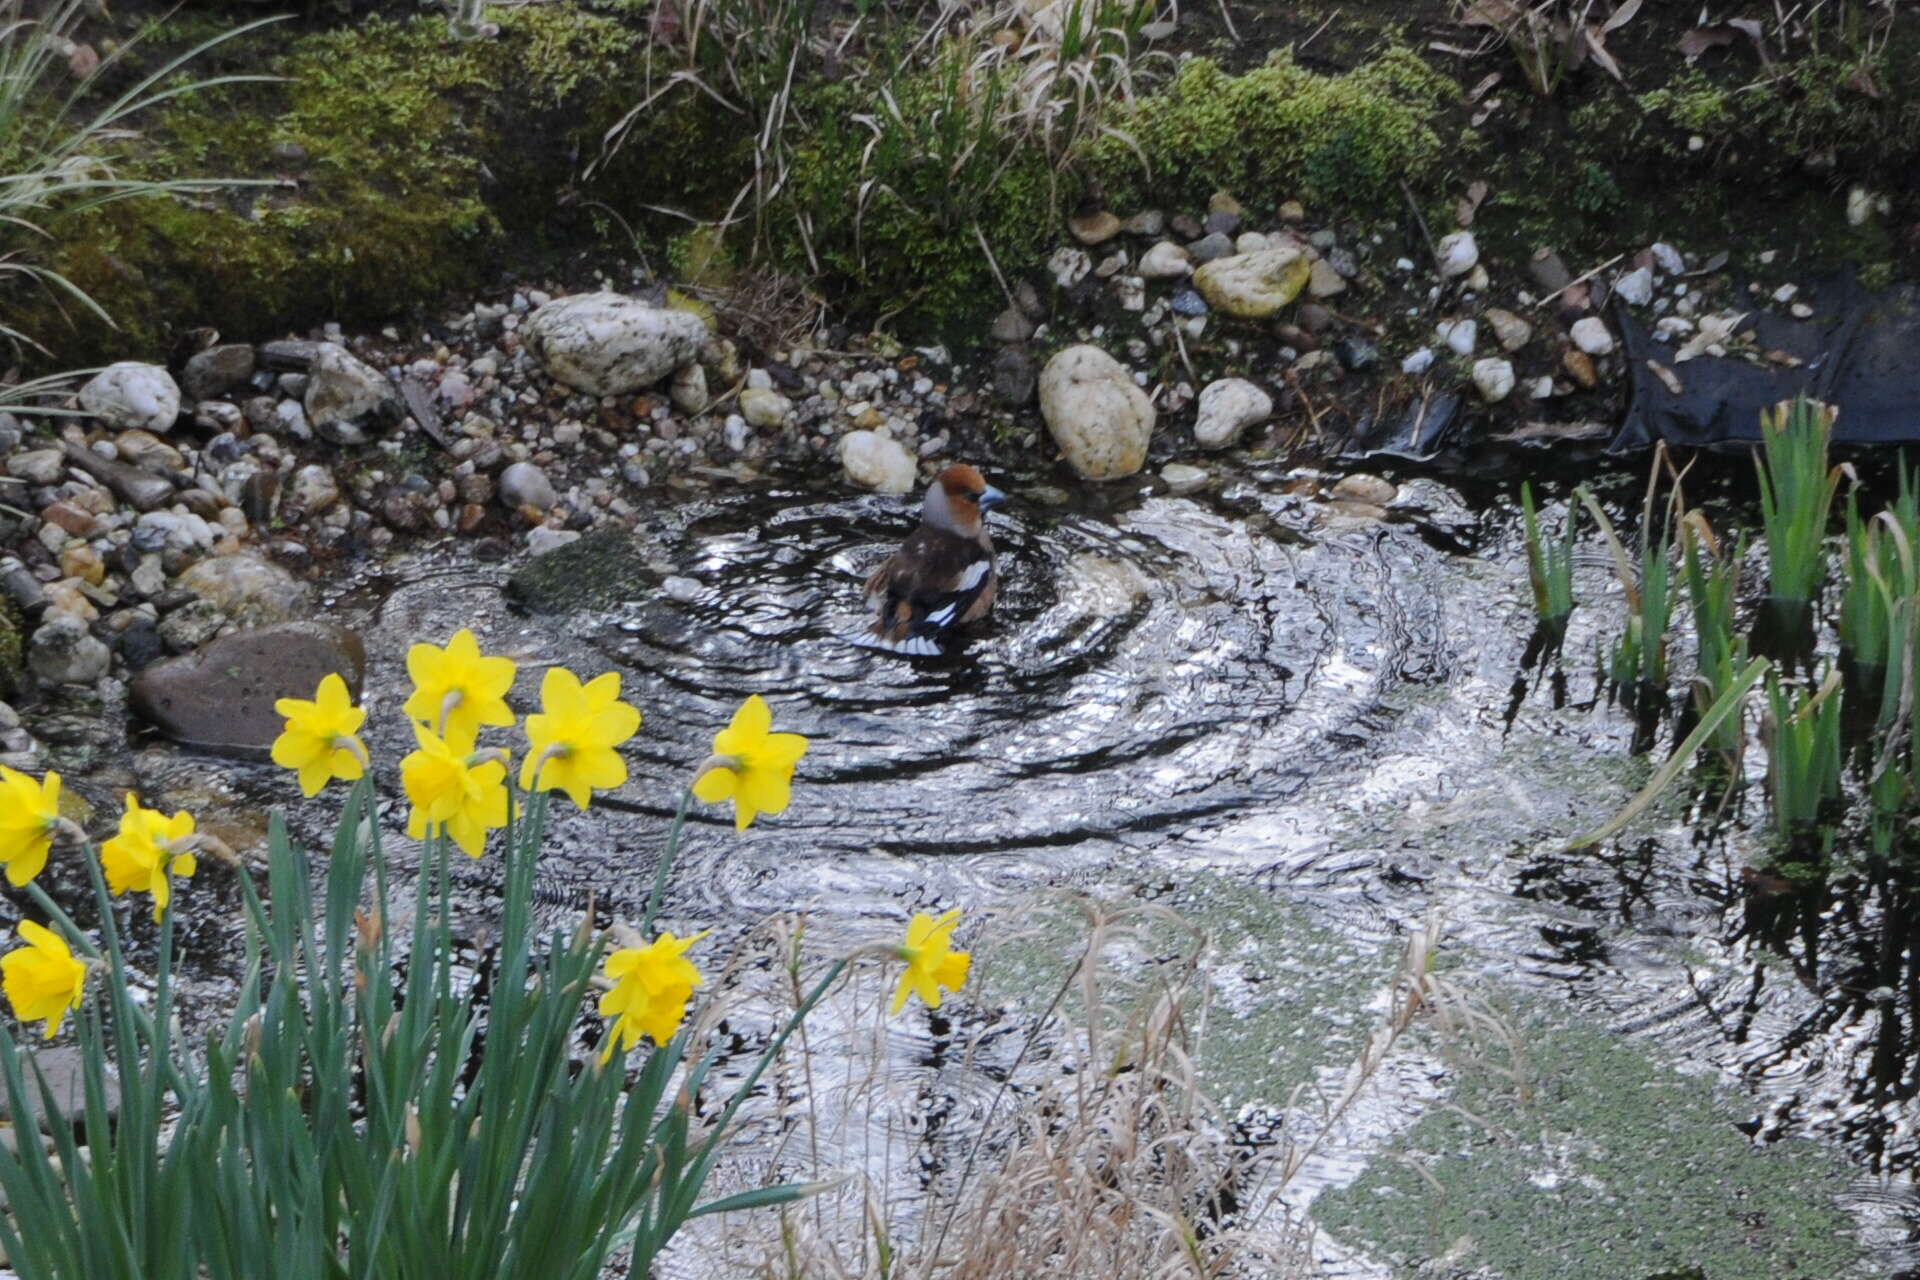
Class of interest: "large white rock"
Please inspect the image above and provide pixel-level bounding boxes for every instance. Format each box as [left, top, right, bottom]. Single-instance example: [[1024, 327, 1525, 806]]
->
[[79, 362, 180, 434], [1039, 345, 1154, 480], [1137, 241, 1192, 279], [840, 430, 917, 495], [1436, 230, 1479, 279], [176, 552, 312, 627], [1192, 246, 1311, 319], [1193, 377, 1273, 449], [524, 292, 708, 397], [1570, 316, 1616, 356], [739, 388, 791, 429], [305, 343, 401, 443]]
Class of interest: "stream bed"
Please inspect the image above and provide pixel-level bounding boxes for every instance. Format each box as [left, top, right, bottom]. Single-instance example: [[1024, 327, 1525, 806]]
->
[[126, 463, 1920, 1277]]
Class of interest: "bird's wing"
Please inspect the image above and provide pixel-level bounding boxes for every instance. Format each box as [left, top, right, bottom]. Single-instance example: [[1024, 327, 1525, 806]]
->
[[861, 529, 995, 655]]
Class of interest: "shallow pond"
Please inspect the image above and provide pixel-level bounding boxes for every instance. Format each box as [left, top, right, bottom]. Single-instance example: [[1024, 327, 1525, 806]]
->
[[125, 463, 1920, 1275]]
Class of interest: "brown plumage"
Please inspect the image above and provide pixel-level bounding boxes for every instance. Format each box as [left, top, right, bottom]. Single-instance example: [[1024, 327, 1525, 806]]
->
[[861, 464, 1006, 656]]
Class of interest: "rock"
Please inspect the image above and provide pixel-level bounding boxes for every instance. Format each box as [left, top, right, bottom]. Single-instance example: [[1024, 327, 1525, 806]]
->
[[1121, 209, 1165, 236], [1570, 317, 1616, 355], [79, 362, 180, 433], [1650, 242, 1686, 275], [305, 343, 402, 443], [1192, 378, 1272, 449], [840, 430, 917, 495], [284, 464, 340, 517], [1472, 357, 1516, 403], [0, 1046, 118, 1132], [182, 344, 256, 401], [1401, 347, 1436, 375], [670, 363, 710, 414], [1160, 463, 1208, 495], [1562, 349, 1599, 389], [523, 292, 708, 397], [1334, 338, 1379, 372], [113, 429, 184, 473], [1138, 242, 1192, 279], [1068, 210, 1122, 245], [7, 448, 65, 484], [158, 599, 227, 652], [739, 388, 791, 429], [1186, 232, 1234, 264], [1307, 258, 1348, 298], [498, 461, 557, 513], [1038, 345, 1154, 481], [505, 527, 649, 614], [1115, 276, 1146, 311], [175, 553, 311, 627], [1169, 289, 1208, 316], [129, 622, 364, 753], [1435, 231, 1478, 279], [1047, 246, 1092, 287], [27, 615, 109, 686], [1615, 266, 1654, 307], [1440, 319, 1477, 356], [993, 347, 1039, 407], [60, 442, 174, 511], [1529, 247, 1572, 294], [991, 306, 1037, 343], [1332, 474, 1396, 505], [526, 527, 582, 557], [1484, 308, 1533, 352], [1192, 247, 1311, 319], [258, 338, 322, 371]]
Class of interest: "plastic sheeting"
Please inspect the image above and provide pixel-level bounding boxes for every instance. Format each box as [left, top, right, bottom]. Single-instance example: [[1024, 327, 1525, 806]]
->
[[1610, 276, 1920, 452]]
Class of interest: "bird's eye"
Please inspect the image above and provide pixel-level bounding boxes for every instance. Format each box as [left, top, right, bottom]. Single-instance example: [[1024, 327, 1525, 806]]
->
[[962, 490, 981, 503]]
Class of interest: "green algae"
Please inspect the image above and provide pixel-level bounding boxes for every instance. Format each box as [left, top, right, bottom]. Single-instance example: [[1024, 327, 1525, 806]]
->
[[1315, 1001, 1865, 1280]]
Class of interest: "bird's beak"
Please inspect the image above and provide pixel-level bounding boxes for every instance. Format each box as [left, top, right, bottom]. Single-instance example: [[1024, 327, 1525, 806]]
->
[[979, 485, 1007, 513]]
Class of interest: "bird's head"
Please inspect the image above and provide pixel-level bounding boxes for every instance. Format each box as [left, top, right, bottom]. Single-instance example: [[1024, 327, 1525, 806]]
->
[[925, 464, 1005, 534]]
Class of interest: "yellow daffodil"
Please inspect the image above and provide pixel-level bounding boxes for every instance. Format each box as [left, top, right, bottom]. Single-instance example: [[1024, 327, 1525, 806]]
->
[[520, 668, 642, 811], [271, 672, 369, 797], [0, 767, 63, 888], [890, 909, 970, 1016], [690, 695, 808, 832], [403, 628, 516, 742], [598, 929, 708, 1059], [401, 723, 509, 858], [2, 921, 86, 1039], [100, 794, 200, 919]]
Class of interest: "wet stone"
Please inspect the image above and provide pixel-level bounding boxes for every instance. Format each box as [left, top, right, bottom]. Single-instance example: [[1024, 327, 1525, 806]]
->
[[182, 344, 257, 402], [129, 621, 365, 753], [505, 526, 651, 614]]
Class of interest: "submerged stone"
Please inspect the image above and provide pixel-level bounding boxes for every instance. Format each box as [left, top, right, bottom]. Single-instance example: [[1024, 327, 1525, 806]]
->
[[129, 622, 364, 753], [505, 526, 651, 614]]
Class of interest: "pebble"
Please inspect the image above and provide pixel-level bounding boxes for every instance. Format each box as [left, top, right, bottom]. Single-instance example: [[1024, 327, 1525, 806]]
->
[[739, 388, 792, 429], [1121, 209, 1165, 236], [1615, 266, 1654, 307], [28, 614, 110, 685], [1436, 231, 1478, 279], [158, 600, 228, 652], [1570, 317, 1616, 356], [1484, 308, 1533, 352], [1307, 259, 1347, 299], [182, 345, 257, 402], [1138, 242, 1192, 279], [1440, 319, 1477, 356], [526, 527, 582, 557], [669, 363, 710, 414], [79, 362, 181, 433], [7, 449, 64, 484], [1562, 349, 1599, 388], [1193, 378, 1273, 449], [1651, 243, 1686, 275], [1047, 246, 1092, 287], [1160, 463, 1209, 495], [1068, 210, 1122, 245], [1193, 246, 1311, 318], [499, 461, 559, 512], [1331, 474, 1396, 506], [1401, 348, 1436, 375], [1186, 233, 1235, 264], [840, 429, 917, 495], [1471, 357, 1516, 403]]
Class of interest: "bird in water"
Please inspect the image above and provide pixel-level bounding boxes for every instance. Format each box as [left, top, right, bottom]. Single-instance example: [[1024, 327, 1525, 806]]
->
[[860, 464, 1006, 656]]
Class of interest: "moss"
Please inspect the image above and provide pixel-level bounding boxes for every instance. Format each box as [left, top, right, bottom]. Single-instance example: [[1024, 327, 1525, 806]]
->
[[1087, 47, 1457, 216], [22, 7, 719, 364]]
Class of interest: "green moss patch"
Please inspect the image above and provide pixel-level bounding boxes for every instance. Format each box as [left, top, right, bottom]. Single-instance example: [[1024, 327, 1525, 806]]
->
[[1087, 47, 1459, 217]]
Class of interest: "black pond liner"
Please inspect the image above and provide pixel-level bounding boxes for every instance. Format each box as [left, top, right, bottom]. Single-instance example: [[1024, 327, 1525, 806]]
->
[[1610, 274, 1920, 453]]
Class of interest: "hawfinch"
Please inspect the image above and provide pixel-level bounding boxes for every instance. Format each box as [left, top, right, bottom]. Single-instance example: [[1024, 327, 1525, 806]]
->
[[861, 464, 1007, 656]]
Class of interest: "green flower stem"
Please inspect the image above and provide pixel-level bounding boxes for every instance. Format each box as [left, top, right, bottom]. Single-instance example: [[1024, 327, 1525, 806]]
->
[[640, 786, 696, 936]]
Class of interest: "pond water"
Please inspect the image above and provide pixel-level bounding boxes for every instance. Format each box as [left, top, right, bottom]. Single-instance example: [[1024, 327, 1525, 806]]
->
[[128, 463, 1920, 1274]]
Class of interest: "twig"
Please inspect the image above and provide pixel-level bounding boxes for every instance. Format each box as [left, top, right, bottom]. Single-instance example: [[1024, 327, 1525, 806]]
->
[[1399, 178, 1440, 274], [1531, 251, 1626, 310]]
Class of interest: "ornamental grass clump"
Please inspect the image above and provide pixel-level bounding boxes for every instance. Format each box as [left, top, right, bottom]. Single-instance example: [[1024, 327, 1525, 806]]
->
[[1754, 396, 1844, 654], [0, 629, 970, 1279], [1838, 475, 1920, 726], [1682, 513, 1750, 761]]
